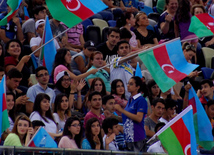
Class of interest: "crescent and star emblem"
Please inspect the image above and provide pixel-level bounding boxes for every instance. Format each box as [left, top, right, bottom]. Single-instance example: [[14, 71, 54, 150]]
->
[[161, 64, 175, 74], [65, 0, 81, 11], [184, 144, 191, 155]]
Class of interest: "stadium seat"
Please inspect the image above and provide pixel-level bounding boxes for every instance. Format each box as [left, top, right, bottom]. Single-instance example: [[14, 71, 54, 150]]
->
[[201, 47, 214, 68], [148, 19, 157, 27], [92, 19, 109, 36], [201, 67, 214, 79], [139, 5, 153, 15], [85, 25, 101, 46], [81, 19, 93, 34], [148, 12, 160, 23], [102, 27, 110, 42], [147, 25, 154, 31], [107, 20, 116, 27]]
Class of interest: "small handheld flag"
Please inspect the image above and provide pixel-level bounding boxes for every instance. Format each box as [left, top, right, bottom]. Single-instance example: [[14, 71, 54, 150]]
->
[[24, 6, 30, 20]]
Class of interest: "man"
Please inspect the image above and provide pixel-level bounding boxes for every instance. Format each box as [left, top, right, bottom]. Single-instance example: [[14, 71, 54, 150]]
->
[[84, 91, 105, 128], [110, 40, 139, 99], [6, 68, 30, 115], [26, 66, 55, 111], [71, 40, 96, 75], [159, 98, 177, 124], [22, 5, 47, 45], [96, 27, 120, 64], [144, 98, 165, 139], [30, 19, 60, 65], [102, 117, 120, 151]]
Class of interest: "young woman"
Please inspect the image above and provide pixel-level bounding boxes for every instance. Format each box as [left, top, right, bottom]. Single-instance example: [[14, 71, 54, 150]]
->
[[53, 93, 71, 131], [58, 116, 83, 148], [134, 12, 158, 48], [6, 92, 16, 131], [83, 78, 108, 114], [114, 76, 148, 151], [29, 93, 61, 138], [4, 114, 34, 146], [81, 117, 103, 150], [111, 79, 128, 116]]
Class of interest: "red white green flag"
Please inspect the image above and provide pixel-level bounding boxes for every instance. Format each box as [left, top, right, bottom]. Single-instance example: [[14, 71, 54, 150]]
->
[[189, 13, 214, 38], [46, 0, 107, 28], [0, 0, 22, 26], [156, 106, 197, 155], [0, 76, 9, 135], [138, 38, 198, 92]]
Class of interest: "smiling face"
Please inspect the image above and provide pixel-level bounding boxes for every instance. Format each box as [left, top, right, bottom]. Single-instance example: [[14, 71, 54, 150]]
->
[[6, 94, 14, 111], [61, 75, 71, 89], [17, 120, 29, 136], [167, 0, 178, 13], [7, 41, 21, 58]]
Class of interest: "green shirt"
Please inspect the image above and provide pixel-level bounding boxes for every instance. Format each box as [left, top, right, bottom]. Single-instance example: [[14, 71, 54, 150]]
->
[[4, 133, 22, 146]]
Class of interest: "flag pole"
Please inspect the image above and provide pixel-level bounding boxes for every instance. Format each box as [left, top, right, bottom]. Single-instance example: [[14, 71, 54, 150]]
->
[[29, 25, 71, 56], [146, 105, 193, 144], [98, 37, 181, 70]]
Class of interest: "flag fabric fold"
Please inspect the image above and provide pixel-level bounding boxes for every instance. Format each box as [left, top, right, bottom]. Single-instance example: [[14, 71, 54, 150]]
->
[[157, 106, 197, 155], [40, 16, 56, 75], [189, 13, 214, 38], [24, 6, 30, 20], [28, 127, 57, 148], [0, 0, 22, 26], [135, 62, 142, 78], [0, 76, 10, 135], [46, 0, 107, 28], [188, 87, 214, 150], [138, 38, 198, 92]]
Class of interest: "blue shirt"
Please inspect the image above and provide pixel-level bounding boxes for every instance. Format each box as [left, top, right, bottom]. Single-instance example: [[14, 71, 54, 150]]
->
[[122, 93, 147, 142], [26, 83, 56, 107], [81, 138, 92, 149]]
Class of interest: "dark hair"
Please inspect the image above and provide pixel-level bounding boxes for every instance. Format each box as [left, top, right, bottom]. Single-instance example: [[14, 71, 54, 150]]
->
[[102, 95, 114, 105], [130, 76, 144, 93], [53, 93, 71, 120], [6, 91, 15, 122], [102, 117, 119, 134], [176, 0, 190, 23], [33, 5, 46, 17], [52, 48, 71, 78], [166, 0, 177, 5], [88, 91, 102, 101], [111, 79, 126, 100], [200, 79, 213, 87], [107, 27, 120, 36], [90, 78, 107, 96], [120, 27, 132, 40], [207, 99, 214, 108], [116, 40, 130, 52], [0, 66, 4, 72], [32, 120, 45, 128], [6, 68, 22, 79], [164, 98, 177, 110], [151, 98, 165, 107], [191, 4, 205, 15], [63, 116, 82, 148], [155, 122, 165, 133], [0, 42, 4, 67], [5, 39, 23, 57], [33, 93, 55, 123], [182, 42, 196, 53], [147, 79, 160, 103], [116, 12, 133, 28], [85, 118, 103, 149], [35, 66, 48, 77], [55, 72, 71, 95]]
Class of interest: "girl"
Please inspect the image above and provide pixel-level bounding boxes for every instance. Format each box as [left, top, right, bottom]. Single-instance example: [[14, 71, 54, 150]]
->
[[58, 116, 83, 148]]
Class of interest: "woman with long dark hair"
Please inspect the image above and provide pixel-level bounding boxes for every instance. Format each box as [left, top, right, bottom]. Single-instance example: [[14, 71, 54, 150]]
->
[[58, 116, 83, 148], [82, 117, 103, 150]]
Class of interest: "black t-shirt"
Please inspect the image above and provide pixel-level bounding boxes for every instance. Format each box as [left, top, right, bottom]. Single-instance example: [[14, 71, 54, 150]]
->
[[96, 42, 118, 64], [133, 29, 157, 45]]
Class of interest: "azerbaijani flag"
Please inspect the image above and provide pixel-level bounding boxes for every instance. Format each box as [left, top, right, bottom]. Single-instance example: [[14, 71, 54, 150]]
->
[[24, 6, 30, 20], [135, 62, 142, 78], [0, 0, 22, 26], [28, 127, 57, 148], [138, 38, 199, 92], [40, 16, 56, 75], [188, 87, 214, 150], [0, 76, 9, 135], [189, 13, 214, 38], [46, 0, 107, 28], [157, 106, 197, 155]]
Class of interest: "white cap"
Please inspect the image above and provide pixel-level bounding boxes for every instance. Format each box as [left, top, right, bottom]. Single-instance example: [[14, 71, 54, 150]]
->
[[35, 19, 45, 30], [55, 71, 70, 83]]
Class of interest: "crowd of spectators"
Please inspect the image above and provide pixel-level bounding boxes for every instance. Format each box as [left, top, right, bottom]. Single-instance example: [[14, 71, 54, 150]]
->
[[1, 0, 214, 153]]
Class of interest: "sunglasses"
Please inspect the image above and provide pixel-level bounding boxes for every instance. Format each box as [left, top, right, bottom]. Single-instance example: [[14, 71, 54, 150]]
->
[[185, 44, 196, 52]]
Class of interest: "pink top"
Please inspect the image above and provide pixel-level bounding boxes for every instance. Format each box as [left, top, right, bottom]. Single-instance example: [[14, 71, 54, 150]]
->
[[84, 111, 105, 128], [112, 94, 128, 116], [58, 136, 78, 149], [130, 31, 138, 48], [54, 65, 68, 84]]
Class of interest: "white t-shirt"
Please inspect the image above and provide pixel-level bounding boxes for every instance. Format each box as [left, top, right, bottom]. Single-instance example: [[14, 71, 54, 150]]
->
[[103, 134, 119, 151], [30, 111, 57, 133], [53, 113, 65, 131], [159, 117, 168, 124], [30, 36, 60, 50], [147, 141, 165, 153]]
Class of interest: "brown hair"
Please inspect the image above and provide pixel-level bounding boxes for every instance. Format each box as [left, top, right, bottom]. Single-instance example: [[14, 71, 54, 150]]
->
[[191, 4, 205, 15], [89, 51, 103, 61], [182, 42, 196, 53], [135, 12, 147, 27]]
